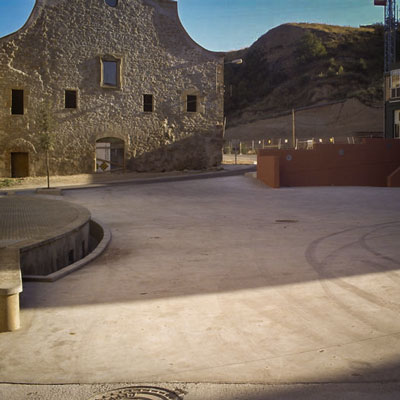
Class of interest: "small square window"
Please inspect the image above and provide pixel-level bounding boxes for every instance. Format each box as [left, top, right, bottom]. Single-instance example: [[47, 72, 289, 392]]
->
[[12, 89, 24, 115], [65, 90, 77, 109], [143, 94, 153, 112], [187, 95, 197, 113]]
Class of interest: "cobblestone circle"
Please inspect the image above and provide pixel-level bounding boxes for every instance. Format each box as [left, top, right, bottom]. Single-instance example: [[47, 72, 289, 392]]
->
[[0, 196, 89, 243]]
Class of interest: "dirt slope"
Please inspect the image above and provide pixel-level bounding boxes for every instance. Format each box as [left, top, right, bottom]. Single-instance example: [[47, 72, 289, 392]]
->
[[223, 22, 384, 138], [225, 98, 383, 141]]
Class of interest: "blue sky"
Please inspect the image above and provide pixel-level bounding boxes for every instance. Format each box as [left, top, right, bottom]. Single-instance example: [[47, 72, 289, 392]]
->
[[0, 0, 384, 51]]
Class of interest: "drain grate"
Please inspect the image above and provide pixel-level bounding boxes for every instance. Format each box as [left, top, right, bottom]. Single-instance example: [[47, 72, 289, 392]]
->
[[88, 386, 183, 400]]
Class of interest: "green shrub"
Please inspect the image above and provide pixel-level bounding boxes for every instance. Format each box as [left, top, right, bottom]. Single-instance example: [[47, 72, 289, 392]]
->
[[0, 178, 22, 188], [296, 31, 327, 64]]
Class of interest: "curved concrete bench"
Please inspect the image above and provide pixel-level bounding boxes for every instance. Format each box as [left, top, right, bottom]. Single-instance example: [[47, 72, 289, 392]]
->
[[0, 247, 22, 332]]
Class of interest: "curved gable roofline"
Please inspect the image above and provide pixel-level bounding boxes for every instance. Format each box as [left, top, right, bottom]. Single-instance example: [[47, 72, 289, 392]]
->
[[0, 0, 44, 41], [0, 0, 222, 60], [145, 0, 221, 59]]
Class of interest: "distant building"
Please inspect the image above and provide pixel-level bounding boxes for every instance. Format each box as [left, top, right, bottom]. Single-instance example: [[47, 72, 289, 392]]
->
[[385, 64, 400, 138], [0, 0, 224, 178]]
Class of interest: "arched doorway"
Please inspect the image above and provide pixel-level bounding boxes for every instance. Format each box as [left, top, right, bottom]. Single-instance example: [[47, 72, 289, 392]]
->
[[95, 137, 125, 172]]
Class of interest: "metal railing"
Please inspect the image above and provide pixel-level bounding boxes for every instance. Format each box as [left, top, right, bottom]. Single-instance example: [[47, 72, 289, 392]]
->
[[223, 136, 375, 155]]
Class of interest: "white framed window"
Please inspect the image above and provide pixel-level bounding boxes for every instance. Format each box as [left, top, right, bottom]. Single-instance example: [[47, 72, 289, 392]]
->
[[390, 70, 400, 98], [394, 110, 400, 138], [390, 69, 400, 88]]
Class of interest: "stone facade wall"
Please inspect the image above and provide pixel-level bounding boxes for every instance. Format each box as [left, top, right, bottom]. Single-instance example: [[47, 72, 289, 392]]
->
[[0, 0, 224, 177]]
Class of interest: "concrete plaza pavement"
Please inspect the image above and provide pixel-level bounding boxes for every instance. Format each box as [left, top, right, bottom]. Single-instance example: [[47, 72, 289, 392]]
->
[[1, 174, 400, 398], [0, 161, 255, 193]]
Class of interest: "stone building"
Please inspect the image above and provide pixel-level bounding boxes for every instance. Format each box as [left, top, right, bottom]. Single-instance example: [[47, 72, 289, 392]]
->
[[0, 0, 224, 177]]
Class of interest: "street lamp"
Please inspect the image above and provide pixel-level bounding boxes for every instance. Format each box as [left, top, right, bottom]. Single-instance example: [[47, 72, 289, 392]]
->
[[225, 59, 243, 65]]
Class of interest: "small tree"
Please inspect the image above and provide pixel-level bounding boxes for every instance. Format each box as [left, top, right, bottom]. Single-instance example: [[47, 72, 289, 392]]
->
[[296, 31, 327, 64], [36, 103, 56, 189]]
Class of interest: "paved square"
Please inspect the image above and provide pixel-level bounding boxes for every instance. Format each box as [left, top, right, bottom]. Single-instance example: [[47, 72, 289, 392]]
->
[[1, 176, 400, 389]]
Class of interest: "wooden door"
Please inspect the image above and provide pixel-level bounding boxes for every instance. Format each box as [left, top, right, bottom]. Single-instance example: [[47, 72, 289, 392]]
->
[[11, 152, 29, 177]]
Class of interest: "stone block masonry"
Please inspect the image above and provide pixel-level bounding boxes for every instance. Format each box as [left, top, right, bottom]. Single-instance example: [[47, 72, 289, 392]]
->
[[0, 0, 224, 177]]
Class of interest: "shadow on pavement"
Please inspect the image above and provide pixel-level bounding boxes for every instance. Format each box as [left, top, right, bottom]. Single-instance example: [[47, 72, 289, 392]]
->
[[18, 179, 400, 310]]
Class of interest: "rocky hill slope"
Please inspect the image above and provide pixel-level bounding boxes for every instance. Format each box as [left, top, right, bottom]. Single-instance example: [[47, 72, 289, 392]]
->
[[223, 23, 384, 137]]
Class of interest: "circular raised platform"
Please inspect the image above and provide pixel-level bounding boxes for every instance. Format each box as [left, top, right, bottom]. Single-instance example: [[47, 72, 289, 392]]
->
[[0, 195, 91, 277]]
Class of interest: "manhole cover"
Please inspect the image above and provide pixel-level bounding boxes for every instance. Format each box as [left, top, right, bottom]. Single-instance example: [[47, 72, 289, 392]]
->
[[88, 386, 182, 400]]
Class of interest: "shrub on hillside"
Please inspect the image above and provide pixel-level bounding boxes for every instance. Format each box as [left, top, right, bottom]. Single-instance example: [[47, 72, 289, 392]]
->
[[296, 31, 327, 64]]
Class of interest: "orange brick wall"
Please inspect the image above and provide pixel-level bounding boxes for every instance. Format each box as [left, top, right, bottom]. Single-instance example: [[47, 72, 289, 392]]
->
[[257, 155, 280, 188], [257, 139, 400, 188]]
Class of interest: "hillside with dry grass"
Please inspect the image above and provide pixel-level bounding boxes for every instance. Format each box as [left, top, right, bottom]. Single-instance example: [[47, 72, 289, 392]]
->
[[223, 23, 384, 136]]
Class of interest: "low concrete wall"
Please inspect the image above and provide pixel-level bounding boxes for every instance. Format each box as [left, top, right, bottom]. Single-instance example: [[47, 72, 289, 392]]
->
[[0, 196, 111, 332], [23, 219, 112, 282], [89, 217, 104, 251], [20, 221, 90, 276], [257, 139, 400, 187]]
